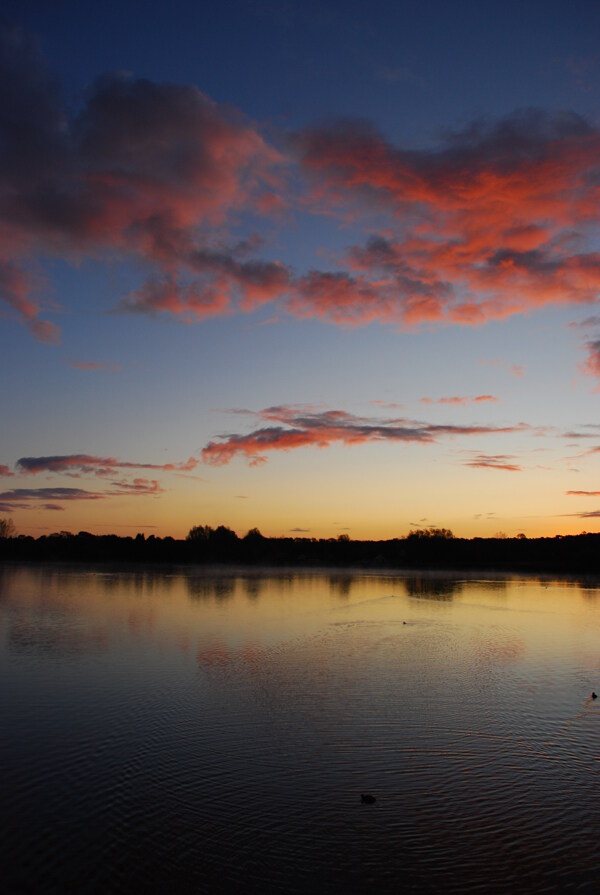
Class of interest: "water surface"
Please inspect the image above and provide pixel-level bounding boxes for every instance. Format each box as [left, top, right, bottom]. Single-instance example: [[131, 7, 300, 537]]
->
[[1, 566, 599, 892]]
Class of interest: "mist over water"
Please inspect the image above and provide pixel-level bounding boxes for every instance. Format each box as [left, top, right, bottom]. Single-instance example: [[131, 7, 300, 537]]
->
[[1, 566, 599, 893]]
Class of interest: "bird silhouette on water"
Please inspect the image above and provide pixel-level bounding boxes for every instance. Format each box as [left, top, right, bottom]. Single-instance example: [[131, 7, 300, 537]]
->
[[361, 793, 376, 804]]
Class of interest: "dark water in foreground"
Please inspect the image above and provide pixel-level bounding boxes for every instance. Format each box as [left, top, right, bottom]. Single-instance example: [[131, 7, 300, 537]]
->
[[1, 565, 600, 893]]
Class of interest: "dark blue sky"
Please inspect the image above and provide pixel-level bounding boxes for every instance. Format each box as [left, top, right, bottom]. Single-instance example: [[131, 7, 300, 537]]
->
[[5, 0, 599, 141]]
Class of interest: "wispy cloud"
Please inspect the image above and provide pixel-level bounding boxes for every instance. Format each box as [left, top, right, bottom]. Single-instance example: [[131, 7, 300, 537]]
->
[[370, 399, 404, 409], [109, 478, 164, 494], [16, 453, 199, 477], [574, 444, 600, 458], [0, 261, 60, 344], [582, 339, 600, 379], [0, 487, 107, 512], [0, 464, 14, 477], [0, 479, 163, 512], [420, 395, 498, 406], [478, 358, 525, 379], [463, 453, 522, 471], [202, 404, 529, 466], [68, 359, 122, 373]]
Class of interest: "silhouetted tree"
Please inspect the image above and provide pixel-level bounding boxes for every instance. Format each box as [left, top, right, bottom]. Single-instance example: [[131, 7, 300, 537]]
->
[[244, 527, 264, 542], [209, 525, 239, 561], [211, 525, 238, 546], [408, 527, 454, 539], [187, 524, 213, 541], [0, 517, 16, 538], [3, 522, 600, 573]]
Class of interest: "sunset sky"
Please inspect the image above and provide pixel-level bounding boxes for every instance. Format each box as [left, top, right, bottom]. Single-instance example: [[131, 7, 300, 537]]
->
[[2, 0, 600, 539]]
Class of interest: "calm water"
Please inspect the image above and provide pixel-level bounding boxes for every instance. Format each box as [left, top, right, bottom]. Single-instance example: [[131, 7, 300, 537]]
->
[[1, 565, 600, 893]]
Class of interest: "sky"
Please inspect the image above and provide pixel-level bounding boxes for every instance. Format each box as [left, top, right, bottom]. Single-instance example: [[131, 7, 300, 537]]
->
[[2, 0, 600, 539]]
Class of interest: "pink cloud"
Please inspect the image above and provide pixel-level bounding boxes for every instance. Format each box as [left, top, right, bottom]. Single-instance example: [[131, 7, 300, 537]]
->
[[294, 112, 600, 329], [287, 270, 401, 327], [581, 339, 600, 378], [202, 405, 528, 466], [6, 22, 600, 357], [119, 277, 232, 321], [0, 464, 14, 477], [0, 261, 60, 343], [0, 25, 286, 337]]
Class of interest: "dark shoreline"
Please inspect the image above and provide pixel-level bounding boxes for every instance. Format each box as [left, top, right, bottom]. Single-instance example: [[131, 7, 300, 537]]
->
[[3, 529, 600, 576]]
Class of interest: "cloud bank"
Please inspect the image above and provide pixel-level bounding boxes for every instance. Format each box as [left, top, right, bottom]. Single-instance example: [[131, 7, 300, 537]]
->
[[0, 479, 163, 512], [0, 23, 285, 338], [296, 112, 600, 330], [202, 405, 528, 466], [2, 21, 600, 356], [0, 451, 199, 512], [16, 453, 199, 477]]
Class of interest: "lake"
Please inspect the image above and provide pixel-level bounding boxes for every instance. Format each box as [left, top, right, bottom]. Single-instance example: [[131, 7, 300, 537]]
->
[[1, 565, 599, 893]]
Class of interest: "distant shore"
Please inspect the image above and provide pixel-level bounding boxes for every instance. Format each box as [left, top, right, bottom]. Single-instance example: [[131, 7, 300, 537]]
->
[[3, 529, 600, 575]]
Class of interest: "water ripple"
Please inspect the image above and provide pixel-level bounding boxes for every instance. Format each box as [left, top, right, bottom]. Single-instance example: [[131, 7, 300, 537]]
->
[[2, 568, 600, 892]]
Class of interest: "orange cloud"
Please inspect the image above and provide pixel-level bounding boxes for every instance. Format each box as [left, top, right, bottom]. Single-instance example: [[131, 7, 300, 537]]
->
[[202, 405, 528, 465], [295, 112, 600, 328]]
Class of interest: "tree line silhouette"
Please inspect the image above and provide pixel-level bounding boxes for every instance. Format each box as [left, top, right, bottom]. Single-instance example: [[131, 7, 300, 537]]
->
[[2, 521, 600, 572]]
